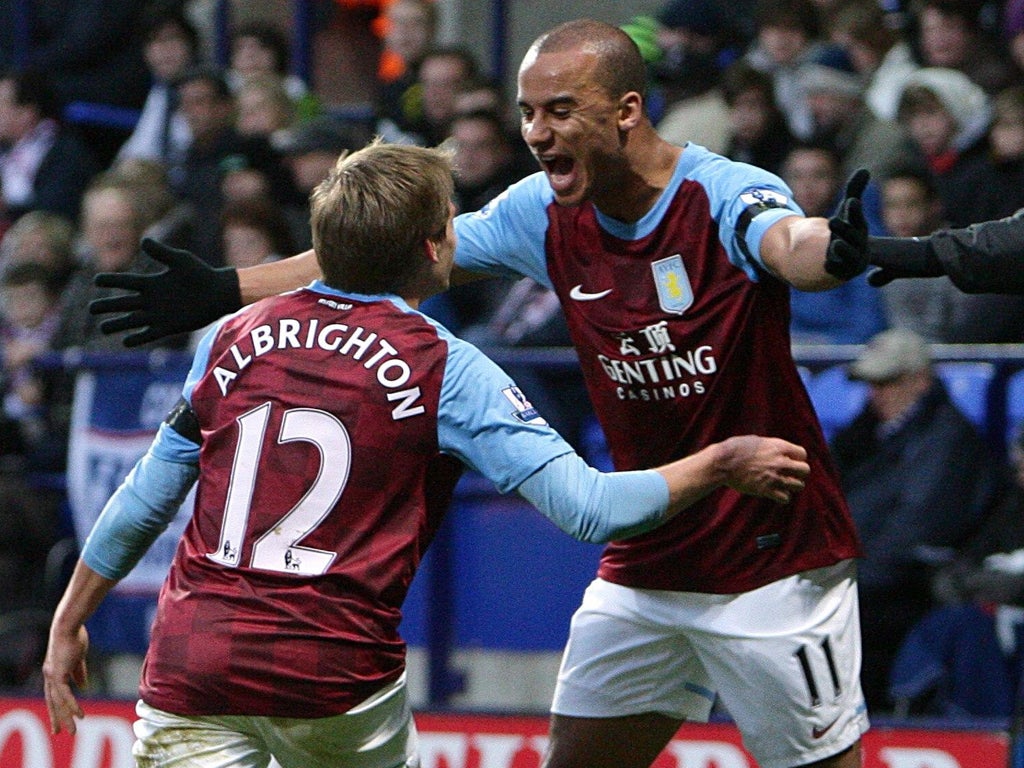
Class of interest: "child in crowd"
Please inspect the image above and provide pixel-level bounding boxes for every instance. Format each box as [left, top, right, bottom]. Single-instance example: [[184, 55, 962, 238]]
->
[[0, 263, 63, 449]]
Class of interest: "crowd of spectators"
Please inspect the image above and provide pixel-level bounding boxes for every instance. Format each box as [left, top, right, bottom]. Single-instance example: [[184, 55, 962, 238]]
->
[[1, 0, 1024, 717]]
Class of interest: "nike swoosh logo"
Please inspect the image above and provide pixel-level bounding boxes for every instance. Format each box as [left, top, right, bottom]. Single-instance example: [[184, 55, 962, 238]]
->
[[812, 718, 840, 739], [569, 285, 613, 301]]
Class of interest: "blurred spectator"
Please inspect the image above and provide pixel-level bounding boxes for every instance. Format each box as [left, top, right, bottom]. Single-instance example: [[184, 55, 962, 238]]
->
[[910, 0, 1017, 94], [55, 176, 184, 353], [374, 0, 439, 131], [0, 69, 101, 225], [721, 61, 795, 175], [830, 328, 1004, 713], [895, 67, 992, 226], [378, 45, 479, 147], [449, 109, 524, 213], [877, 164, 1024, 342], [781, 142, 887, 344], [42, 175, 185, 473], [453, 75, 507, 118], [168, 65, 294, 266], [115, 5, 201, 167], [743, 0, 847, 140], [886, 425, 1024, 718], [649, 0, 736, 154], [235, 75, 296, 142], [828, 0, 920, 122], [276, 116, 371, 251], [184, 195, 296, 352], [220, 196, 294, 270], [0, 0, 150, 166], [227, 19, 309, 104], [420, 109, 526, 337], [110, 157, 194, 251], [0, 262, 62, 451], [451, 76, 535, 176], [951, 84, 1024, 222], [799, 56, 919, 182], [0, 210, 78, 290]]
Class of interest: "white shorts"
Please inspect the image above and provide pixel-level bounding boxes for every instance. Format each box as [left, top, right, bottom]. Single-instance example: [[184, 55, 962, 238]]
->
[[551, 559, 869, 768], [132, 673, 418, 768]]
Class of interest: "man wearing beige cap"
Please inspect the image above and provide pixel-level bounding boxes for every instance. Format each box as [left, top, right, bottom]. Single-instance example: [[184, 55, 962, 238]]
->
[[847, 328, 932, 395], [830, 327, 1004, 713]]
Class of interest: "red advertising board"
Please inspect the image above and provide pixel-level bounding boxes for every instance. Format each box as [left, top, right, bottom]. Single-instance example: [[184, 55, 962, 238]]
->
[[0, 697, 1008, 768]]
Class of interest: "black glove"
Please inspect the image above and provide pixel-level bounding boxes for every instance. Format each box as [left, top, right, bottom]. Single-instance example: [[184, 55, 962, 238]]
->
[[89, 238, 243, 348], [865, 236, 945, 287], [824, 168, 870, 280]]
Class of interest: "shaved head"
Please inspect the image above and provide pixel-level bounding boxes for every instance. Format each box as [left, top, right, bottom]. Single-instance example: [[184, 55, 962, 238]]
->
[[529, 19, 648, 99]]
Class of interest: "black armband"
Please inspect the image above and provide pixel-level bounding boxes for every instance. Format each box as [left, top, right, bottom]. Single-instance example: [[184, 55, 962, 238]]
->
[[735, 194, 792, 262], [165, 397, 201, 444]]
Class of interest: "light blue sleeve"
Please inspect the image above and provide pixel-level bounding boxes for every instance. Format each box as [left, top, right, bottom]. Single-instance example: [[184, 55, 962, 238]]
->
[[516, 453, 670, 543], [81, 424, 200, 580], [436, 330, 573, 492], [453, 172, 555, 288], [685, 148, 804, 281], [79, 325, 223, 580]]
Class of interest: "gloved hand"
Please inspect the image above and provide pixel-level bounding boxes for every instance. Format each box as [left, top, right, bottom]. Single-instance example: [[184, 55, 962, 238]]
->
[[824, 169, 870, 280], [865, 236, 945, 287], [89, 238, 242, 347]]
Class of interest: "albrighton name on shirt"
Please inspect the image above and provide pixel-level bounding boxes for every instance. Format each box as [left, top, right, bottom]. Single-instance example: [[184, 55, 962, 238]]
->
[[211, 315, 425, 420], [597, 328, 717, 402]]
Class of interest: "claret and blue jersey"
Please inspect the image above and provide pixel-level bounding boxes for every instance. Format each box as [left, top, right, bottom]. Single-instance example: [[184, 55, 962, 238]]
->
[[82, 270, 690, 720], [454, 143, 862, 595]]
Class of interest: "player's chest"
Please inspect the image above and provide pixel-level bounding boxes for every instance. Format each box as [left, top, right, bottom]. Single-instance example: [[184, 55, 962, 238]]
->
[[544, 214, 749, 336]]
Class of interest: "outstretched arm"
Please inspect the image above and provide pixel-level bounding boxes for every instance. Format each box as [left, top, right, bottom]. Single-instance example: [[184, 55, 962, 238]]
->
[[759, 169, 871, 291], [238, 249, 322, 304], [517, 435, 809, 543], [868, 210, 1024, 293], [90, 240, 489, 347], [237, 250, 484, 298]]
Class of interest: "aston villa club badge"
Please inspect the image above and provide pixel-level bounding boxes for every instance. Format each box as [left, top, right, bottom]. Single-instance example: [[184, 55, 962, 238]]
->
[[652, 254, 693, 315]]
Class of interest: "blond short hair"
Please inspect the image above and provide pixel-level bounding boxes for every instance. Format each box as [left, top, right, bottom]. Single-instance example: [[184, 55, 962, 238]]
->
[[310, 139, 453, 294]]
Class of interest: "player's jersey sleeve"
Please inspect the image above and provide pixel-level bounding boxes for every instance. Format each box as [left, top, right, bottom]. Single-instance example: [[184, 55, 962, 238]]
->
[[81, 423, 199, 580], [453, 172, 554, 288], [78, 327, 230, 580], [435, 329, 573, 492], [685, 147, 804, 281], [517, 453, 669, 543]]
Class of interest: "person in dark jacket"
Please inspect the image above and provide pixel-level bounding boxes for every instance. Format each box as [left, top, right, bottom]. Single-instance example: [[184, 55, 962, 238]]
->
[[830, 328, 1004, 713], [867, 208, 1024, 293], [0, 69, 101, 225]]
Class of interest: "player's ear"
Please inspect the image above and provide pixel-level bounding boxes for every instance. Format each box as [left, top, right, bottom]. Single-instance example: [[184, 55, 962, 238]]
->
[[618, 91, 644, 130], [422, 238, 440, 265]]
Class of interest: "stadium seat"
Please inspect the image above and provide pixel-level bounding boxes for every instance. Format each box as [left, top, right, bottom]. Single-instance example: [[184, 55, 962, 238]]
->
[[805, 365, 868, 441], [1006, 368, 1024, 446], [935, 362, 995, 430]]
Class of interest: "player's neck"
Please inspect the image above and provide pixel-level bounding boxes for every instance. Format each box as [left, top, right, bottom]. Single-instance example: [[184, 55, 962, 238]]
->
[[593, 139, 681, 223]]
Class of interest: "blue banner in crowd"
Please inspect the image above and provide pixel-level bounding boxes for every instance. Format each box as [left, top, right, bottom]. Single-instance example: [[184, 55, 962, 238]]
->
[[65, 354, 193, 653]]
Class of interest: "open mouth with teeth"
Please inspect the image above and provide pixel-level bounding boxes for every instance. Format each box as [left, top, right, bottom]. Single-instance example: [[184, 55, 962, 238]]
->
[[540, 155, 577, 195]]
